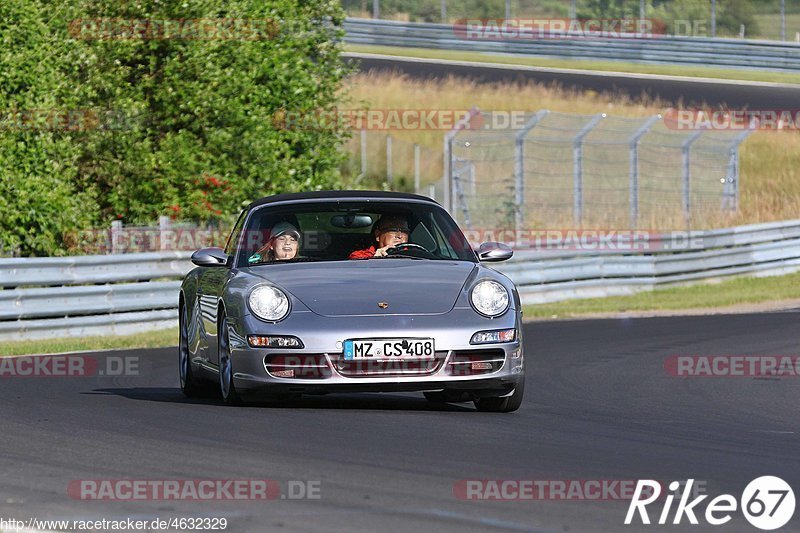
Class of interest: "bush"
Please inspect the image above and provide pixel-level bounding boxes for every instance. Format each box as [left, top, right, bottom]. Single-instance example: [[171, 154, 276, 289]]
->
[[0, 0, 97, 256], [0, 0, 352, 256]]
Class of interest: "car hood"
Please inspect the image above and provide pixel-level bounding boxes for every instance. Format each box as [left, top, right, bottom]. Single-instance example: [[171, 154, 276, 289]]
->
[[246, 260, 477, 317]]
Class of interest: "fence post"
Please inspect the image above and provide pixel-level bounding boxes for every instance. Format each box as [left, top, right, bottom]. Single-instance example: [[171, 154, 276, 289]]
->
[[159, 216, 171, 251], [414, 143, 421, 193], [360, 129, 367, 178], [781, 0, 786, 40], [373, 0, 379, 19], [111, 220, 123, 254], [681, 131, 704, 225], [441, 0, 447, 22], [725, 126, 754, 211], [514, 110, 550, 232], [469, 161, 476, 197], [443, 106, 480, 215], [711, 0, 717, 37], [573, 113, 605, 226], [443, 134, 452, 213], [628, 114, 660, 228], [386, 135, 393, 187]]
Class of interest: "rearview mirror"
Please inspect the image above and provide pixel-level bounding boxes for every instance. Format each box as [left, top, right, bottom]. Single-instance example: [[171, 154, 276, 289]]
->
[[191, 247, 229, 267], [477, 242, 513, 262], [330, 214, 374, 228]]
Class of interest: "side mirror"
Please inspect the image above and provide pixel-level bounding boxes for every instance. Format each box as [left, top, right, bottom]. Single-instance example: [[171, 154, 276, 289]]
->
[[477, 242, 513, 262], [191, 247, 229, 267]]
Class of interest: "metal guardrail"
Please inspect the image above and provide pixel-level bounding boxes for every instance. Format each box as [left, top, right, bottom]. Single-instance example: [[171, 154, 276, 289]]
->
[[1, 219, 800, 341], [0, 251, 191, 288], [495, 219, 800, 303], [343, 18, 800, 72], [0, 253, 192, 341]]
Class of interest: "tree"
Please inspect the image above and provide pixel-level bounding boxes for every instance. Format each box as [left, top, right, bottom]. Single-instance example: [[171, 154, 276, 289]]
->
[[0, 0, 352, 255], [0, 0, 96, 256]]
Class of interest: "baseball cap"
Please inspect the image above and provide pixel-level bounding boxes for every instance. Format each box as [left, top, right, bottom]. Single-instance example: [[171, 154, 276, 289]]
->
[[270, 222, 301, 242]]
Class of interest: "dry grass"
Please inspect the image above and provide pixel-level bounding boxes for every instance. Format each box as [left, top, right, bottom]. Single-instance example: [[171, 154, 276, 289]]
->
[[343, 71, 800, 228]]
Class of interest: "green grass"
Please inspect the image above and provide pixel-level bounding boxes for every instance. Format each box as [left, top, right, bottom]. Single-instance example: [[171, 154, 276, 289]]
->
[[753, 13, 800, 40], [0, 327, 178, 357], [524, 271, 800, 319], [345, 43, 800, 85]]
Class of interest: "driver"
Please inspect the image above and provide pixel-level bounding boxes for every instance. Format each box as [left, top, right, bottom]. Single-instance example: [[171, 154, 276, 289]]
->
[[349, 214, 410, 259]]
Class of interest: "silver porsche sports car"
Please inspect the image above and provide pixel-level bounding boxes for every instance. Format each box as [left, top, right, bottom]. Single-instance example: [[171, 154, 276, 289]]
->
[[179, 191, 525, 412]]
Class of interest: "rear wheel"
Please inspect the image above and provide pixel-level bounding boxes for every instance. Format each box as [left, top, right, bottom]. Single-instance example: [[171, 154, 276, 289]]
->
[[218, 314, 243, 405], [474, 380, 525, 413], [179, 303, 203, 397]]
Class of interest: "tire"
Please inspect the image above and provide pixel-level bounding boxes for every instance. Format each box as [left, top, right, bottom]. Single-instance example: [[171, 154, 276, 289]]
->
[[473, 380, 525, 413], [179, 303, 203, 397], [218, 314, 243, 405]]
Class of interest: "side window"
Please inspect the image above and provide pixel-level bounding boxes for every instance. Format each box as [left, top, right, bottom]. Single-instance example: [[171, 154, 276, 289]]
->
[[224, 210, 247, 256]]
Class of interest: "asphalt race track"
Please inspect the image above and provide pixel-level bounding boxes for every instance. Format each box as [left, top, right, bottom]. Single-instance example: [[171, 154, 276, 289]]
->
[[1, 311, 799, 532], [349, 53, 800, 109]]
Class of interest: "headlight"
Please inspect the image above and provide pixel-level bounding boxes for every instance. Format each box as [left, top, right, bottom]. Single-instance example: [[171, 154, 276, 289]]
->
[[248, 286, 290, 322], [470, 280, 509, 317]]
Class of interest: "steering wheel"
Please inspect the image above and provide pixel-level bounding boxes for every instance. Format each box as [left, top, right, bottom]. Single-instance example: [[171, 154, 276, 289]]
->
[[387, 243, 433, 256]]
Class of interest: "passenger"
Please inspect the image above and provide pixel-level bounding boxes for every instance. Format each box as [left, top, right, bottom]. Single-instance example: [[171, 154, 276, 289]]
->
[[248, 222, 301, 264], [349, 214, 409, 259]]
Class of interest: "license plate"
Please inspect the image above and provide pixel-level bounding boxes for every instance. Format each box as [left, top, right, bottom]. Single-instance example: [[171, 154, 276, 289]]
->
[[343, 338, 435, 360]]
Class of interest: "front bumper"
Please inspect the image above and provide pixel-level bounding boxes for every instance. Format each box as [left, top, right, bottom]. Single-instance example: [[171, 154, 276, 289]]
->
[[226, 308, 525, 395]]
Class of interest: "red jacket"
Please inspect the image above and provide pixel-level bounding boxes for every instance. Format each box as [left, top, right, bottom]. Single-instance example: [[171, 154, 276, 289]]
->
[[349, 246, 376, 259]]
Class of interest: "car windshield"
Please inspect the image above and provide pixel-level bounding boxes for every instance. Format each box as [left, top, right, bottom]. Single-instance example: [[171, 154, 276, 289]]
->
[[235, 200, 476, 267]]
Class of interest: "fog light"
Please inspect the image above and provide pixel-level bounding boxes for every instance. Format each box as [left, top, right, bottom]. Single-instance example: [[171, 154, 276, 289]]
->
[[470, 329, 516, 344], [248, 335, 303, 348], [471, 362, 493, 370], [272, 369, 294, 378]]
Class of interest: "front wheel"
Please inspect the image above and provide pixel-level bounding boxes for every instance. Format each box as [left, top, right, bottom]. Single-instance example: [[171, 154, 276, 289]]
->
[[474, 380, 525, 413], [179, 303, 203, 397], [218, 314, 243, 405]]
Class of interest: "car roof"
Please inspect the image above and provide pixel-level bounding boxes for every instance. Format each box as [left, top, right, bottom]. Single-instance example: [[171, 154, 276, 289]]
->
[[247, 190, 441, 210]]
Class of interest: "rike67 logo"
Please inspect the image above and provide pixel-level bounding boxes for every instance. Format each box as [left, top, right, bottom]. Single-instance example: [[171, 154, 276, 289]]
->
[[625, 477, 795, 530]]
